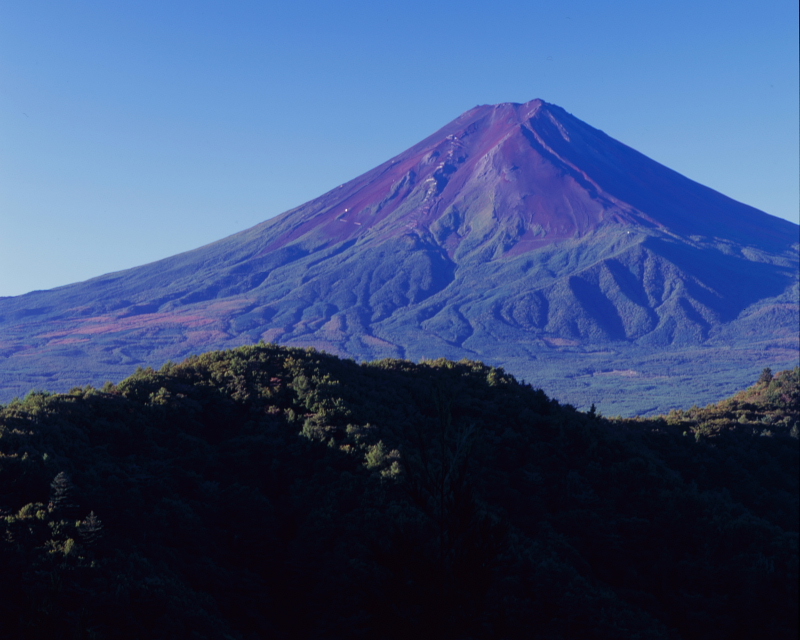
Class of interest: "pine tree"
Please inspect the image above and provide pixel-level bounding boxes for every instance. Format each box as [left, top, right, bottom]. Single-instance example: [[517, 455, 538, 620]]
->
[[78, 512, 103, 548], [49, 472, 78, 517]]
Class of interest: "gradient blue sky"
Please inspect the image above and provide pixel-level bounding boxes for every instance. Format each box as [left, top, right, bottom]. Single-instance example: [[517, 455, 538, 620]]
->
[[1, 0, 797, 297]]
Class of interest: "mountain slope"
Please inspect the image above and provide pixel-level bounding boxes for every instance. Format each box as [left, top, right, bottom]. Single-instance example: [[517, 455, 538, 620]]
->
[[1, 100, 797, 413]]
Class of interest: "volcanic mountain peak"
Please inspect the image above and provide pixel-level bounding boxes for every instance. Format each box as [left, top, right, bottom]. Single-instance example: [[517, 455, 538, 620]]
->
[[0, 99, 797, 414], [254, 99, 639, 260], [253, 99, 795, 263]]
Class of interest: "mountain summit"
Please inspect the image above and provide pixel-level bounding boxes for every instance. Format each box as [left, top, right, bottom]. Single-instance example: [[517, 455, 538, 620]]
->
[[1, 100, 797, 413], [256, 99, 791, 256]]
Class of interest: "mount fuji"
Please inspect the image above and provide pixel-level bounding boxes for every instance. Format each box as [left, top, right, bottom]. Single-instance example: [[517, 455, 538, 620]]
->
[[1, 100, 797, 413]]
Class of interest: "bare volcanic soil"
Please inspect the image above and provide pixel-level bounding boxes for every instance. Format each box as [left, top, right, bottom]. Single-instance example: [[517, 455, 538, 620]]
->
[[0, 100, 797, 414]]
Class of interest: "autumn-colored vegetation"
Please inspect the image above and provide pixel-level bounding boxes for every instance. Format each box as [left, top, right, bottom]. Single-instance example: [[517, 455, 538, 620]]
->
[[0, 344, 796, 639]]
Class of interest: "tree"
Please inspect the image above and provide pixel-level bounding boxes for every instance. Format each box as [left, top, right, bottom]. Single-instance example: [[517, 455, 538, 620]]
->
[[78, 511, 104, 548], [49, 472, 78, 517]]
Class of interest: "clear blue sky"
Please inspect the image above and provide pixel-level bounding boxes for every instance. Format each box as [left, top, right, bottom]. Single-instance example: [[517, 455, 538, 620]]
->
[[1, 0, 797, 297]]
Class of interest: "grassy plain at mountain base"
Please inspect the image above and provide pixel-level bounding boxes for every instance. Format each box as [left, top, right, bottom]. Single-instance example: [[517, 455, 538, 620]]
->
[[0, 344, 797, 639]]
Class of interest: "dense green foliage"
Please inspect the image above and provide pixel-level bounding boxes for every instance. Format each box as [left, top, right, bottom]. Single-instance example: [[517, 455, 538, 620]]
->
[[0, 345, 797, 639]]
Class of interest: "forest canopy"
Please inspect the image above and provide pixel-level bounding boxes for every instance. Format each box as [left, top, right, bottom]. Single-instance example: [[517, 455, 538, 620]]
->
[[0, 344, 797, 639]]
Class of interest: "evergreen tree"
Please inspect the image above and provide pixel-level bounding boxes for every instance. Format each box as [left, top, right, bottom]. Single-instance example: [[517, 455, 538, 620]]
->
[[49, 471, 78, 517], [78, 511, 103, 548]]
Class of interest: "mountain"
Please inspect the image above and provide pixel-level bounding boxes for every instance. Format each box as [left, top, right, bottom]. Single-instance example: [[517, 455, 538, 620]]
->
[[1, 100, 797, 413], [0, 345, 797, 639]]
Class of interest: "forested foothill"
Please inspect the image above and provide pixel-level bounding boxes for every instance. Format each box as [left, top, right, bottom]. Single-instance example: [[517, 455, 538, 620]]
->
[[0, 343, 796, 639]]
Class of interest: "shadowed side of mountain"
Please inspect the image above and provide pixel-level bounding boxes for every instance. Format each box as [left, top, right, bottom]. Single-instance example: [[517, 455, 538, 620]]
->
[[532, 103, 799, 251]]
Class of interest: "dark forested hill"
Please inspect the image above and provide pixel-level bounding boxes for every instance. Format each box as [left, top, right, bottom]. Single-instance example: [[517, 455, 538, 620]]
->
[[0, 344, 797, 639]]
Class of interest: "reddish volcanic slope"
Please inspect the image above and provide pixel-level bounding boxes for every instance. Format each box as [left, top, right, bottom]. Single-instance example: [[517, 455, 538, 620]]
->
[[255, 100, 641, 256], [248, 99, 790, 257], [0, 100, 797, 414]]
